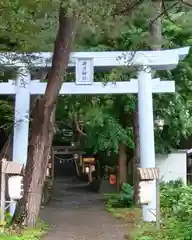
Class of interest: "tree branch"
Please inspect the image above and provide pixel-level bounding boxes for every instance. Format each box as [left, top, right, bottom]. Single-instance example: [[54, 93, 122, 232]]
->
[[150, 0, 180, 24], [113, 0, 145, 16], [76, 121, 86, 136], [181, 0, 192, 7]]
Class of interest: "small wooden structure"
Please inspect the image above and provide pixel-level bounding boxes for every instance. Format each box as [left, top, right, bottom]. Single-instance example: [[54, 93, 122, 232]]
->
[[137, 168, 159, 181], [137, 167, 160, 229], [1, 158, 24, 223]]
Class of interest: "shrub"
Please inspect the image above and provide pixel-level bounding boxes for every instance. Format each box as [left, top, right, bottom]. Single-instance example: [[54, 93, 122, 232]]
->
[[0, 220, 49, 240], [136, 180, 192, 240], [106, 183, 133, 208]]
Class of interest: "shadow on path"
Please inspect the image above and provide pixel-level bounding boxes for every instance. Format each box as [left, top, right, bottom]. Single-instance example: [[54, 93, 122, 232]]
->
[[40, 177, 127, 240]]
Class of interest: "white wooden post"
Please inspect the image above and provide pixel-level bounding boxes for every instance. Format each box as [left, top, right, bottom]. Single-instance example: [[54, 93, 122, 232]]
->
[[0, 158, 6, 223], [13, 67, 30, 165], [0, 161, 24, 217], [138, 67, 156, 221]]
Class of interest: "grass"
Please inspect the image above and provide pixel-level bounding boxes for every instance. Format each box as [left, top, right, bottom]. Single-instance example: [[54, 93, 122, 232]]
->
[[0, 220, 49, 240], [107, 206, 140, 222], [106, 202, 142, 239], [106, 206, 161, 240]]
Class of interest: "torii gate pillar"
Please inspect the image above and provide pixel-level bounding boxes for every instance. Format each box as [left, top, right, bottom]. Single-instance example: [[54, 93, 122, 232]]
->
[[0, 47, 189, 222], [13, 68, 30, 165], [138, 67, 156, 221]]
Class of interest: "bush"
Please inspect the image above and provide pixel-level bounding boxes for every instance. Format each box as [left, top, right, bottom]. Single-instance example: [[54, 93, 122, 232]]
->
[[0, 220, 49, 240], [159, 180, 192, 239], [136, 180, 192, 240], [106, 183, 133, 208]]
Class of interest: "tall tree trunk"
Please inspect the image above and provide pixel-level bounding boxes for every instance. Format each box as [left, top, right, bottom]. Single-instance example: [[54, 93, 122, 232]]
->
[[14, 4, 77, 227], [149, 0, 162, 51], [0, 135, 13, 161], [116, 97, 129, 191], [132, 0, 162, 204], [117, 143, 127, 191], [132, 102, 140, 204]]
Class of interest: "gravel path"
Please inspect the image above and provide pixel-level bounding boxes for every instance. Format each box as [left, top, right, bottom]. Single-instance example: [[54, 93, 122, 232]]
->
[[40, 177, 127, 240]]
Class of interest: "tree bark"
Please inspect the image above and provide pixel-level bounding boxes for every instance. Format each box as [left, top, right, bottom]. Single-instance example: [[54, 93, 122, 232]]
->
[[132, 102, 140, 204], [14, 3, 77, 227], [149, 0, 162, 51], [0, 135, 13, 161], [117, 143, 127, 191]]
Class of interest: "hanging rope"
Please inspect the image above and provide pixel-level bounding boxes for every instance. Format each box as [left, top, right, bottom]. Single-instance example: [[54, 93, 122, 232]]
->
[[54, 155, 75, 163]]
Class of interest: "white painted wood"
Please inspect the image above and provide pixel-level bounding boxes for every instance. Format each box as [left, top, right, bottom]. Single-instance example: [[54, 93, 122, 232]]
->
[[3, 161, 23, 174], [0, 79, 175, 95], [139, 181, 154, 204], [138, 67, 156, 222], [0, 158, 6, 223], [0, 47, 189, 69], [13, 67, 30, 165], [31, 80, 175, 95], [76, 58, 94, 85], [8, 176, 24, 200], [0, 82, 16, 95]]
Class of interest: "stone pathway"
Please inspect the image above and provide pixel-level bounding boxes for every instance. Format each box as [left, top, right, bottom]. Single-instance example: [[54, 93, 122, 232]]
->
[[40, 177, 127, 240]]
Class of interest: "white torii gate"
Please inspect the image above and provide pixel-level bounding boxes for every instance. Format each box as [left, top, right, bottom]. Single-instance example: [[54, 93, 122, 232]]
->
[[0, 47, 190, 222]]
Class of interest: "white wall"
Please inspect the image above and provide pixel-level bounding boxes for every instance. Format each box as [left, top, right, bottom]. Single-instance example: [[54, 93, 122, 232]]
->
[[156, 151, 187, 184]]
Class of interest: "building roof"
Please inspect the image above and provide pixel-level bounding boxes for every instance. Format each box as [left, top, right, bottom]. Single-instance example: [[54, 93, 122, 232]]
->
[[187, 148, 192, 156]]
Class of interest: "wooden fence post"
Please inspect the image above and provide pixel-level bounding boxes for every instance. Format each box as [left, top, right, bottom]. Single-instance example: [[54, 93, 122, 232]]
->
[[137, 167, 160, 229], [1, 158, 6, 224], [156, 178, 160, 229], [0, 159, 24, 220]]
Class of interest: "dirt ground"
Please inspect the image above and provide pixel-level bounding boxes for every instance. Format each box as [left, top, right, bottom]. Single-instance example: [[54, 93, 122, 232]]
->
[[40, 177, 128, 240]]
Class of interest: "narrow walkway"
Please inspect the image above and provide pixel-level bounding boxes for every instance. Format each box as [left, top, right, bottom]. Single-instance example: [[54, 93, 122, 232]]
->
[[40, 177, 127, 240]]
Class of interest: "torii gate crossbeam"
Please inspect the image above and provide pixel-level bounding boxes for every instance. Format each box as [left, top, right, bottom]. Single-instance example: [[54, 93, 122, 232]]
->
[[0, 47, 190, 222]]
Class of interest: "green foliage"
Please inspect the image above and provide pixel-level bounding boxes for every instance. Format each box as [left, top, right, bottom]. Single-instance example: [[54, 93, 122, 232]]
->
[[0, 220, 49, 240], [159, 182, 192, 239], [0, 100, 13, 131], [83, 106, 129, 154], [153, 11, 192, 153], [106, 183, 133, 209], [0, 0, 58, 52], [73, 5, 192, 155], [160, 180, 192, 220], [0, 235, 17, 240], [136, 181, 192, 240]]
